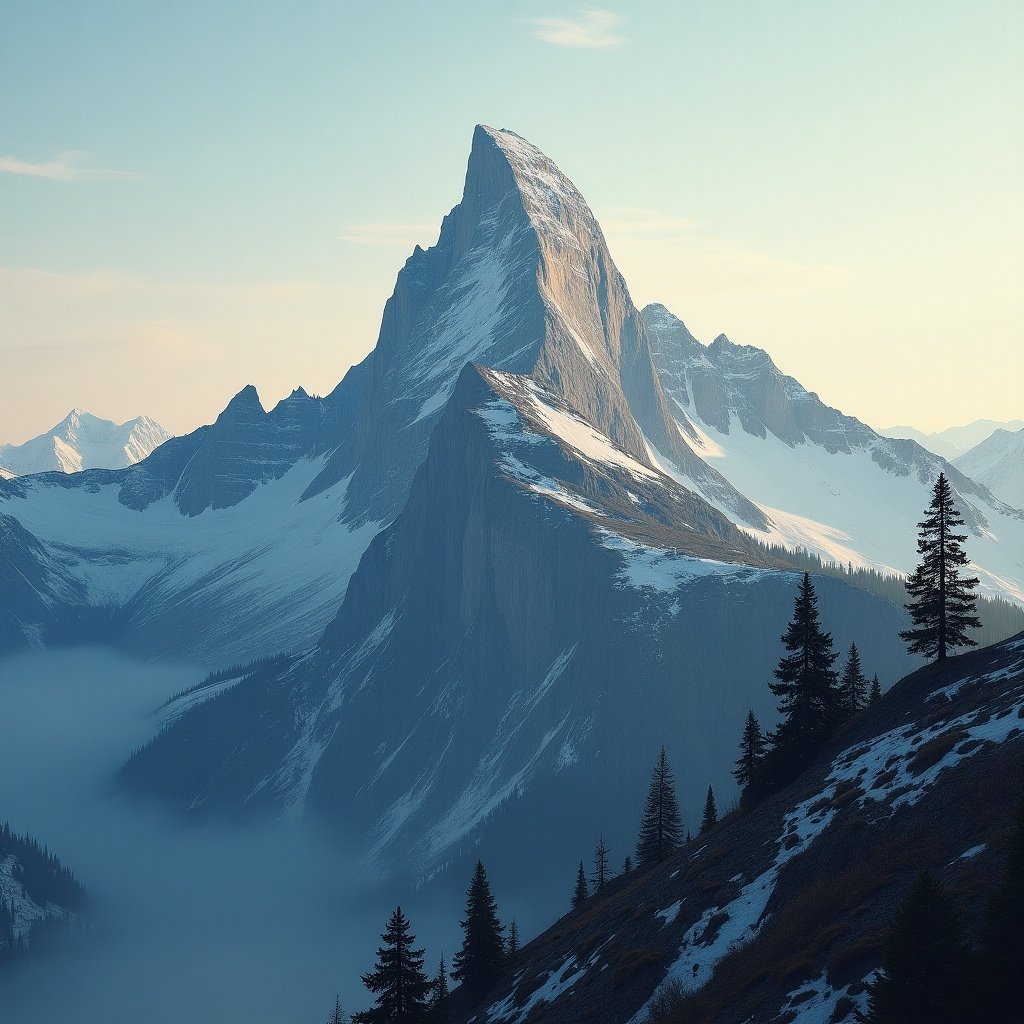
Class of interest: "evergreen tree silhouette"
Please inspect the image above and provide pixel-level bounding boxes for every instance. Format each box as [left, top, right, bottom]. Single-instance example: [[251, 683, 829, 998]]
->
[[591, 835, 611, 891], [901, 473, 981, 660], [838, 642, 868, 720], [977, 801, 1024, 1018], [328, 994, 347, 1024], [769, 573, 839, 775], [452, 862, 505, 999], [621, 855, 633, 874], [733, 709, 767, 788], [430, 953, 449, 1023], [505, 920, 520, 964], [869, 673, 882, 704], [356, 906, 431, 1023], [700, 785, 718, 833], [636, 746, 683, 866], [858, 871, 970, 1024], [571, 861, 588, 909]]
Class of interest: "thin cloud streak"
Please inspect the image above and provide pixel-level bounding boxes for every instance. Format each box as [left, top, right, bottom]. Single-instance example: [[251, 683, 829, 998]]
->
[[530, 9, 626, 49], [0, 150, 145, 181]]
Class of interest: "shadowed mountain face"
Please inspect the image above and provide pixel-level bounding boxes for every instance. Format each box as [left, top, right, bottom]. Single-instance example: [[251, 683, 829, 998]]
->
[[0, 126, 756, 661], [121, 362, 917, 908], [455, 631, 1024, 1024]]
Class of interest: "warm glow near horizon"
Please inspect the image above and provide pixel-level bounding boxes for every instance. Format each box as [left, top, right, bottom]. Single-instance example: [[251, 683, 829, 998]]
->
[[1, 2, 1021, 443]]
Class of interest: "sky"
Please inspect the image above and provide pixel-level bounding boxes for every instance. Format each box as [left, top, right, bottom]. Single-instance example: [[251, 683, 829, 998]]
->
[[1, 0, 1022, 442]]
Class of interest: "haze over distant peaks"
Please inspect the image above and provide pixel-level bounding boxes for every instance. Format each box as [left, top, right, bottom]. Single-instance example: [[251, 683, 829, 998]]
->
[[879, 418, 1024, 461], [0, 410, 170, 477]]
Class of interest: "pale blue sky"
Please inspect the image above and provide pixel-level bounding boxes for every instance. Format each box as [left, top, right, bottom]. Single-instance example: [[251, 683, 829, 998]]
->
[[2, 1, 1021, 440]]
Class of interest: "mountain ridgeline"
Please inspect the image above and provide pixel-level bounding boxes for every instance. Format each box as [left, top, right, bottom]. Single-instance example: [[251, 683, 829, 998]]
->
[[1, 126, 1022, 917]]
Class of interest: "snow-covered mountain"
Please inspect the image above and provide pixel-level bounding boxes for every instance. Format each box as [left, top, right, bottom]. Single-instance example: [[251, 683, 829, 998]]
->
[[118, 128, 917, 903], [0, 125, 1018, 907], [0, 127, 755, 662], [879, 418, 1024, 460], [122, 361, 915, 898], [955, 426, 1024, 511], [642, 304, 1024, 605], [0, 410, 169, 477]]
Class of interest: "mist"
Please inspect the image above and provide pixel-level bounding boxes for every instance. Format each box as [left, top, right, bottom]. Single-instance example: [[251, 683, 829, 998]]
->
[[0, 649, 469, 1023]]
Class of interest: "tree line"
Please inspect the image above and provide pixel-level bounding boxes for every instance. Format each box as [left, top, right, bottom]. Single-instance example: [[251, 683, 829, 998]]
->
[[322, 474, 990, 1021]]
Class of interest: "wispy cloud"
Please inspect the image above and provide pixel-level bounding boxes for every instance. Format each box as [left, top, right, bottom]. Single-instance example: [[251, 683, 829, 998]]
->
[[530, 9, 626, 49], [338, 223, 439, 248], [0, 150, 144, 181]]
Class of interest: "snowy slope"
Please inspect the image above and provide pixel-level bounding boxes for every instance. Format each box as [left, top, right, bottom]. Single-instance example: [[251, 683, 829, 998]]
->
[[122, 363, 917, 905], [643, 304, 1024, 605], [0, 410, 169, 476], [469, 632, 1024, 1024], [954, 426, 1024, 511]]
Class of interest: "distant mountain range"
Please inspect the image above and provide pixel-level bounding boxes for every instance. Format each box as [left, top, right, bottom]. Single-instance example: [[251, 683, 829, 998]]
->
[[954, 426, 1024, 511], [2, 126, 1022, 906], [0, 410, 168, 477], [879, 419, 1024, 461]]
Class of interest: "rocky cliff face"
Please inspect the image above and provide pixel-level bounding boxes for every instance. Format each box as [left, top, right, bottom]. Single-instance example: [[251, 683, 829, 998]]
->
[[642, 303, 1024, 606], [121, 362, 917, 912]]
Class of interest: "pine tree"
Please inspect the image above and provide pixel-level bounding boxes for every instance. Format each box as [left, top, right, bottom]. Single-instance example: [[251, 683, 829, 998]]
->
[[505, 920, 520, 964], [591, 835, 611, 891], [900, 473, 981, 661], [700, 785, 718, 833], [571, 861, 588, 909], [869, 673, 882, 704], [838, 642, 868, 721], [452, 862, 505, 998], [769, 573, 839, 775], [430, 953, 449, 1024], [733, 709, 767, 789], [977, 801, 1024, 1018], [328, 994, 347, 1024], [636, 746, 683, 866], [621, 855, 633, 874], [356, 906, 431, 1023], [858, 871, 970, 1024]]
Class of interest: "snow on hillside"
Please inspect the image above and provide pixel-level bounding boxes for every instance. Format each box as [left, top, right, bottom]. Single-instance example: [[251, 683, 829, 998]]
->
[[2, 456, 380, 663], [955, 427, 1024, 511], [627, 636, 1024, 1022]]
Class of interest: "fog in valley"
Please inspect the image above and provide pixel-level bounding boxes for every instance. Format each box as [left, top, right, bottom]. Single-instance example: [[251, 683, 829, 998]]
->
[[0, 649, 477, 1023]]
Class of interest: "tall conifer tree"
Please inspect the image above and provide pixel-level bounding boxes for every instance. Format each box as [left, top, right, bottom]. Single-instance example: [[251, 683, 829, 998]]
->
[[868, 673, 882, 704], [733, 709, 766, 788], [770, 573, 839, 773], [858, 871, 969, 1024], [328, 994, 346, 1024], [900, 473, 981, 661], [838, 642, 868, 721], [356, 906, 431, 1023], [430, 953, 449, 1024], [452, 862, 505, 998], [505, 920, 520, 964], [636, 746, 683, 866], [571, 861, 588, 908], [700, 785, 718, 833], [591, 835, 611, 891]]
